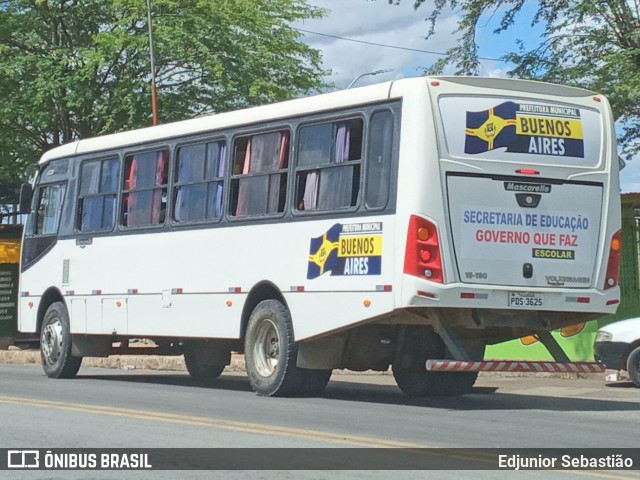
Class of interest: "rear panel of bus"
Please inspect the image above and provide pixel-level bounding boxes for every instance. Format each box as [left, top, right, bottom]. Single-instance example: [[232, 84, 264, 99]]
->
[[397, 77, 620, 317]]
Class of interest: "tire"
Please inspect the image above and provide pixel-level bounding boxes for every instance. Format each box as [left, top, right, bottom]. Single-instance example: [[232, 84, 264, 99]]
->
[[40, 302, 82, 379], [183, 344, 226, 382], [627, 346, 640, 388], [392, 327, 478, 397], [300, 369, 333, 397], [244, 299, 330, 397], [393, 368, 478, 397]]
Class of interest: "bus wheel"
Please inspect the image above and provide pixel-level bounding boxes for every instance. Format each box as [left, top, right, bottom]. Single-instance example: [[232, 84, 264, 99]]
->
[[393, 365, 477, 397], [245, 299, 329, 397], [40, 302, 82, 379], [183, 344, 226, 382], [300, 369, 332, 397], [392, 328, 478, 397], [627, 346, 640, 388]]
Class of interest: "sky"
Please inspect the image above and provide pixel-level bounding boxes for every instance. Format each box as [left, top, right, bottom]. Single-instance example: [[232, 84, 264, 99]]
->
[[294, 0, 537, 87], [293, 0, 638, 193]]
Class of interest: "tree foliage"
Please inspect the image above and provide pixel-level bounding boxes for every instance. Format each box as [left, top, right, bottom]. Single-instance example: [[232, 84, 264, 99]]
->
[[0, 0, 328, 178], [391, 0, 640, 160]]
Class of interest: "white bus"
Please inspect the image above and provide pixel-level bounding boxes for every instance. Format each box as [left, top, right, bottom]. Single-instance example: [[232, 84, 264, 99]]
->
[[19, 76, 621, 397]]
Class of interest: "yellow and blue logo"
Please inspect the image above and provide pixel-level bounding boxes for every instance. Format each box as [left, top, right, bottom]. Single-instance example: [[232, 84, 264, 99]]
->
[[307, 223, 383, 279], [465, 101, 584, 158]]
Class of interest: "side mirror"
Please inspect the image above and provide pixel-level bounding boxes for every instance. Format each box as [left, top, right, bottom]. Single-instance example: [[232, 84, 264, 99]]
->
[[18, 183, 33, 214], [619, 156, 627, 171]]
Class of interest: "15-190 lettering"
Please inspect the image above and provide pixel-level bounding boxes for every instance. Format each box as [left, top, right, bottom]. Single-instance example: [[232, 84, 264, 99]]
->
[[465, 272, 488, 280]]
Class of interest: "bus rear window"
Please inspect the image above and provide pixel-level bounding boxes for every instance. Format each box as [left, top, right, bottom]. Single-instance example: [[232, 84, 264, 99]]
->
[[438, 96, 602, 167]]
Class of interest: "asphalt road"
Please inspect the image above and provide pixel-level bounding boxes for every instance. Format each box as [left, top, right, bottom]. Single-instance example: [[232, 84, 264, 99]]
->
[[1, 363, 639, 480]]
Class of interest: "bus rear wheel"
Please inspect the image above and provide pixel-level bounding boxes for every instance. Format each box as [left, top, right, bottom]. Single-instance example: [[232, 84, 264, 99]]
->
[[183, 344, 226, 382], [244, 299, 330, 397], [393, 368, 478, 397], [627, 346, 640, 388], [40, 302, 82, 379], [392, 327, 478, 397]]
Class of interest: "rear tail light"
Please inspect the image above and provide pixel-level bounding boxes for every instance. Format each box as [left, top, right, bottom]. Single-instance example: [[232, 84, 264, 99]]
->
[[404, 215, 444, 283], [604, 229, 621, 290]]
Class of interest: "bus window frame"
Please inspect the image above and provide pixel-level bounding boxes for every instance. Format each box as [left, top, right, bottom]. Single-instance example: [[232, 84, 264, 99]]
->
[[75, 155, 122, 234], [44, 100, 400, 244], [292, 114, 365, 217], [363, 108, 396, 212], [228, 126, 292, 222], [171, 137, 228, 227], [26, 181, 68, 238], [119, 145, 172, 230]]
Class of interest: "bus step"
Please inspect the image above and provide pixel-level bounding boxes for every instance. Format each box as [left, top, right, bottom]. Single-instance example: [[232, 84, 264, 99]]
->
[[110, 346, 182, 356], [425, 359, 605, 374]]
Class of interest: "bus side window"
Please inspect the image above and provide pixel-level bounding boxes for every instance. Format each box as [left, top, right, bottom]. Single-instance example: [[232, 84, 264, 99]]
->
[[295, 118, 362, 212], [30, 183, 67, 236], [121, 149, 168, 227], [365, 111, 394, 210], [230, 130, 289, 217], [174, 140, 226, 223], [77, 157, 120, 232]]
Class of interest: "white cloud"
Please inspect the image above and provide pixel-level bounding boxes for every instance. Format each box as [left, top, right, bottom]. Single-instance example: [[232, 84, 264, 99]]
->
[[295, 1, 518, 88], [295, 0, 461, 88], [485, 67, 507, 78]]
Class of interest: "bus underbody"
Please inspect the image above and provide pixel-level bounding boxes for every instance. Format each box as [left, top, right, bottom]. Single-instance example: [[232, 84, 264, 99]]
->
[[61, 305, 604, 397]]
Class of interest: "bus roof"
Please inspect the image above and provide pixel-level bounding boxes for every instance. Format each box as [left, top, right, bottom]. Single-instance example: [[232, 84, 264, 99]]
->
[[39, 79, 398, 165], [38, 76, 598, 165]]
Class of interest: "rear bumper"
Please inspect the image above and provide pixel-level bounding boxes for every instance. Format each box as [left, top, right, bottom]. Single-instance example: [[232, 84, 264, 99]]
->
[[402, 275, 620, 315], [426, 359, 605, 374], [594, 341, 629, 370]]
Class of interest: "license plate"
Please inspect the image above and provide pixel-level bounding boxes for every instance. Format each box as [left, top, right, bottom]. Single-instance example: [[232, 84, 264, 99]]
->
[[508, 292, 543, 308]]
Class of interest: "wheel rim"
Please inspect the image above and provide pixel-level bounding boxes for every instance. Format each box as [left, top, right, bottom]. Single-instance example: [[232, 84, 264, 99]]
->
[[42, 318, 64, 366], [252, 318, 280, 377]]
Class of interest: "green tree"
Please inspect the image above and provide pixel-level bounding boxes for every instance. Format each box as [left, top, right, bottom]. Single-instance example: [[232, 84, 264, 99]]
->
[[0, 0, 328, 178], [390, 0, 640, 160]]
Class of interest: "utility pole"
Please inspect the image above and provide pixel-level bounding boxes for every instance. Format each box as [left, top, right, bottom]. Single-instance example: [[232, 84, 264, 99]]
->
[[147, 0, 159, 125]]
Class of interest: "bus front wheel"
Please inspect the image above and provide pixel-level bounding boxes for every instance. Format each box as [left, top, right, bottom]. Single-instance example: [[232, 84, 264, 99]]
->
[[40, 302, 82, 379], [244, 299, 330, 397]]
